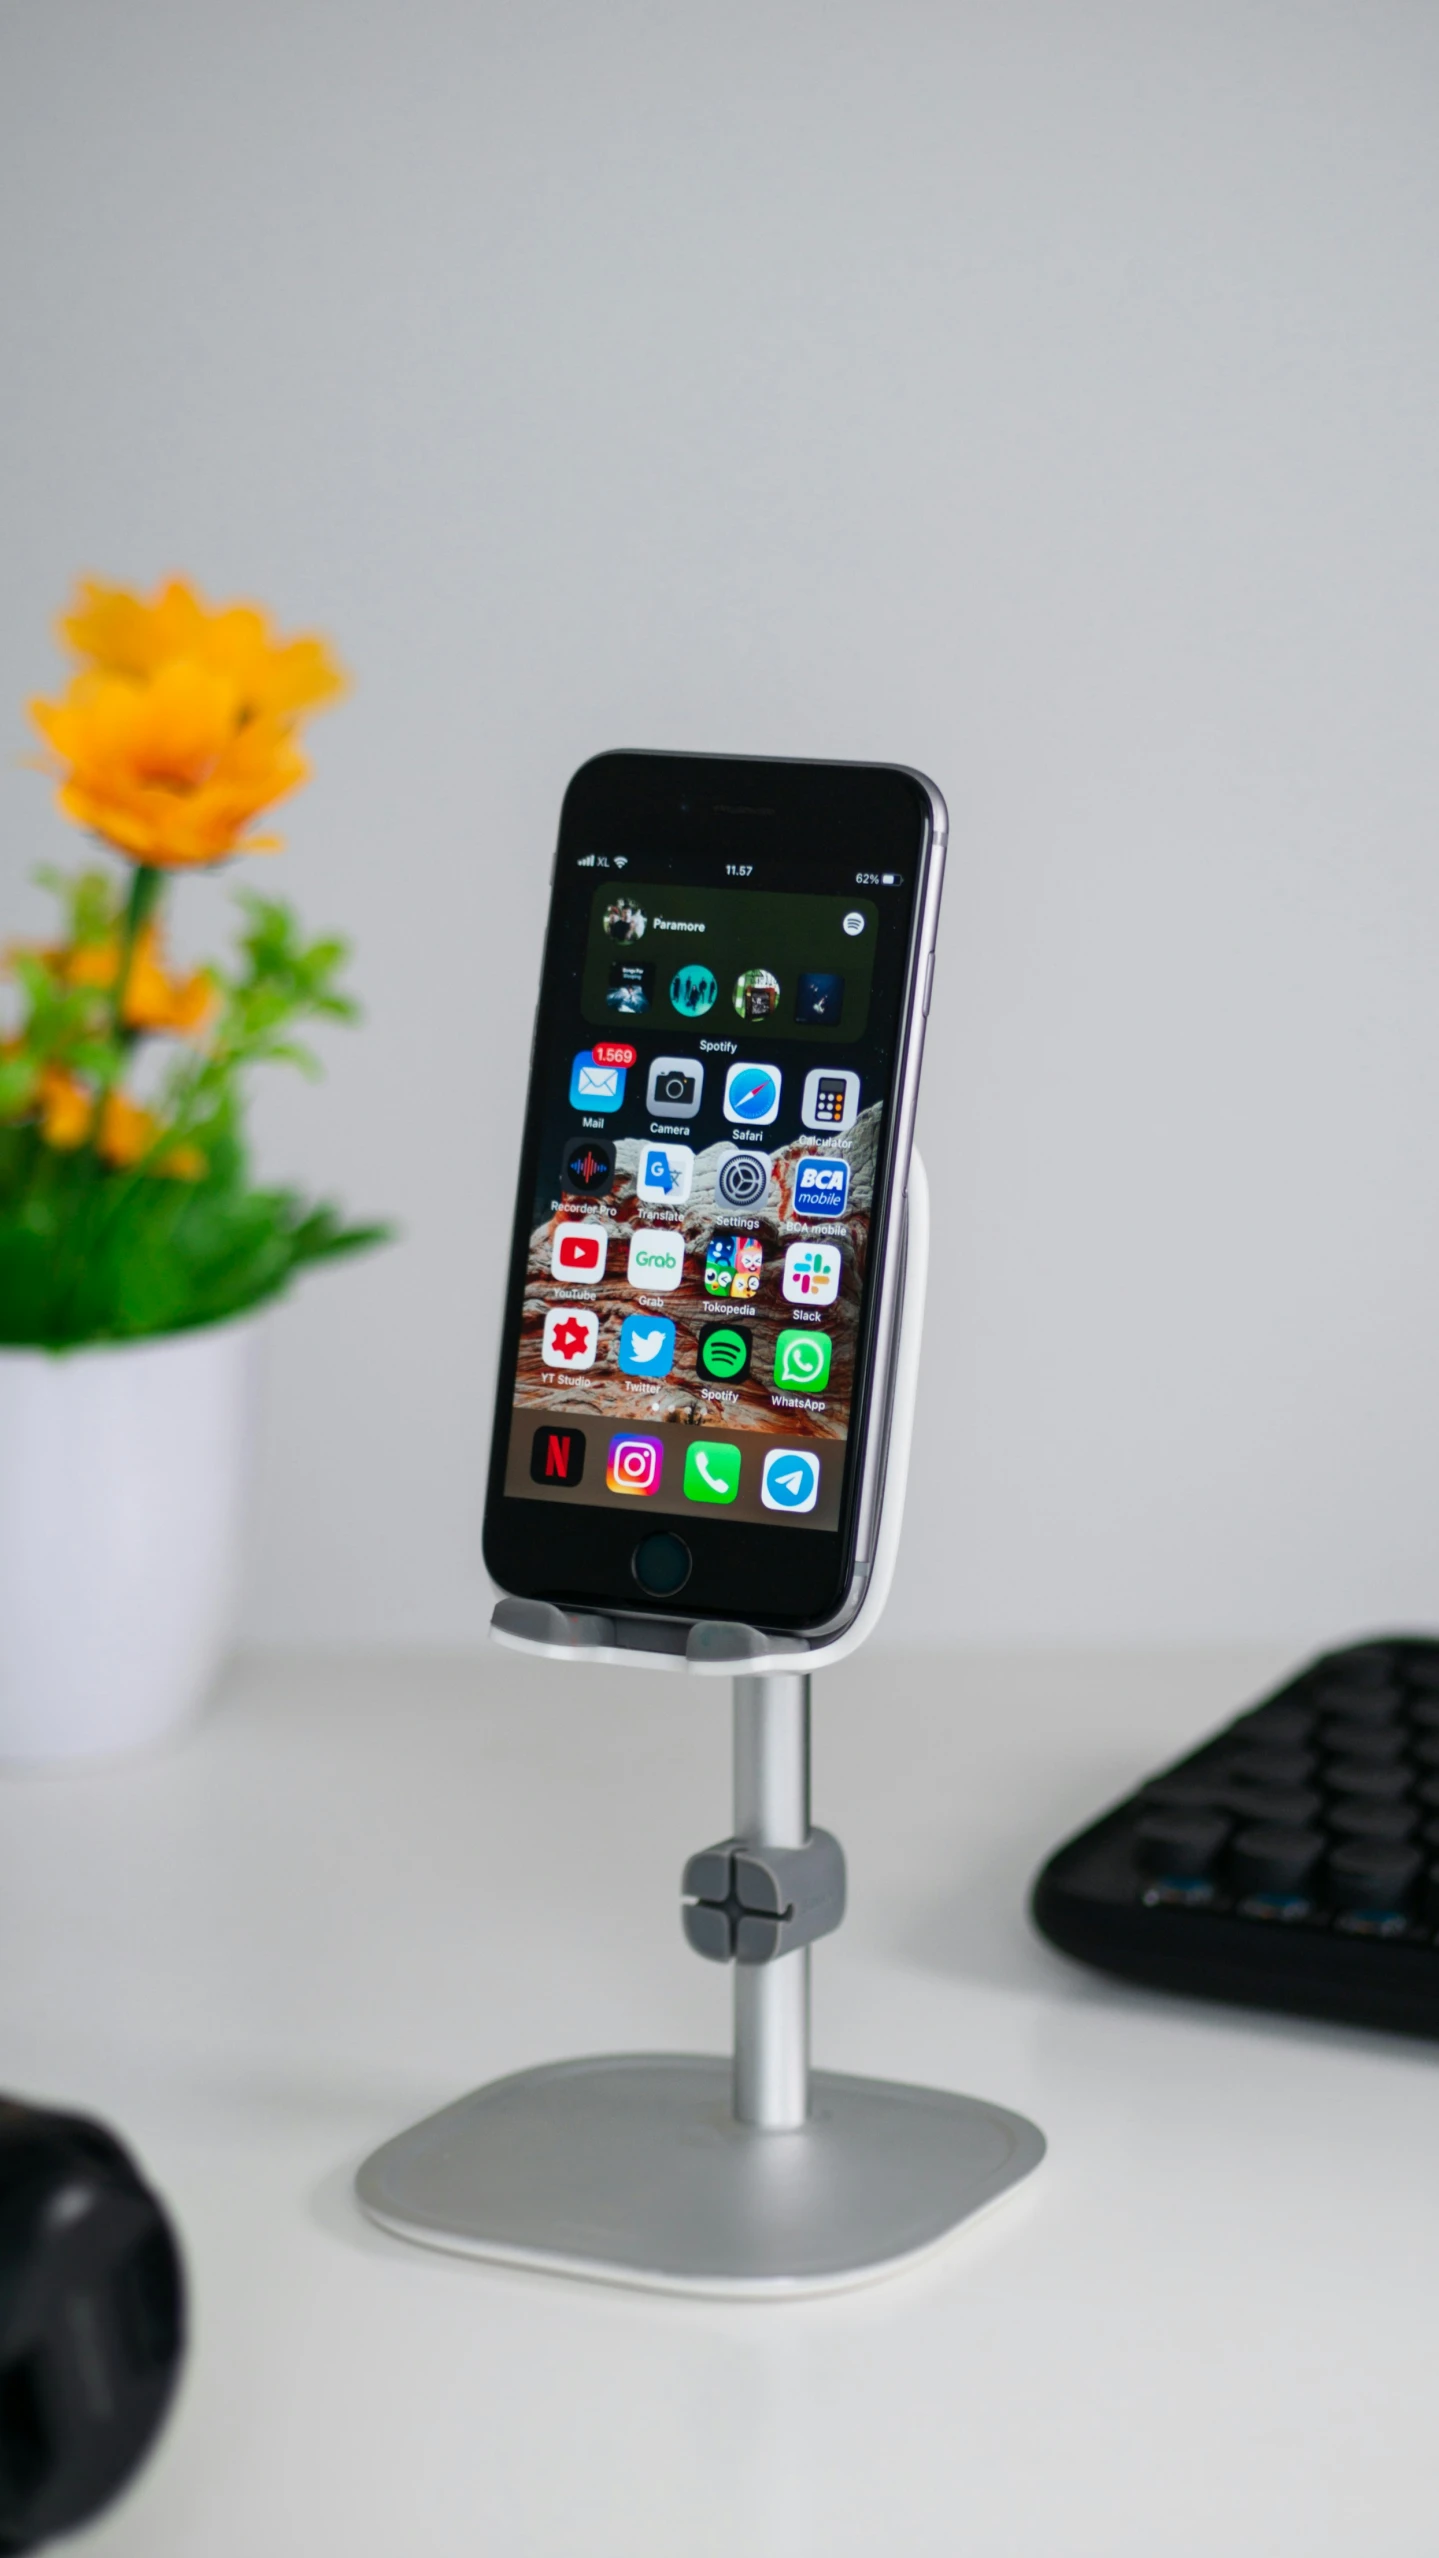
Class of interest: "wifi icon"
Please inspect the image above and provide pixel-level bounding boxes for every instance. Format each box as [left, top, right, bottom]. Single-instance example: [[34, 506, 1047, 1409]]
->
[[613, 855, 628, 869], [698, 1322, 752, 1382]]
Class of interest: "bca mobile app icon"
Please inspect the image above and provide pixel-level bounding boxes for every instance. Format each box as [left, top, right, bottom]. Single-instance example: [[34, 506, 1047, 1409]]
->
[[607, 1433, 664, 1495], [792, 1157, 850, 1219]]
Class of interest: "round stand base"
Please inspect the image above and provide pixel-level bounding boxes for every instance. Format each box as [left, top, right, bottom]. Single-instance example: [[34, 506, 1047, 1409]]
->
[[355, 2054, 1046, 2299]]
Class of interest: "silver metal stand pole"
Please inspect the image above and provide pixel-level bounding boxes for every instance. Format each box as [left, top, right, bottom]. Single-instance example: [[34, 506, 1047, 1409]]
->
[[732, 1671, 811, 2129]]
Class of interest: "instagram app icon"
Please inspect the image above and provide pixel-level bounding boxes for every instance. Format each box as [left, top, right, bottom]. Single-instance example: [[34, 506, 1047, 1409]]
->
[[606, 1433, 664, 1496]]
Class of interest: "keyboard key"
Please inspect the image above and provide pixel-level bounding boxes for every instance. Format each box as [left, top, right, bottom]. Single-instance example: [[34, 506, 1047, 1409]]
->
[[1227, 1784, 1323, 1827], [1326, 1842, 1422, 1918], [1133, 1811, 1230, 1880], [1228, 1826, 1324, 1897], [1329, 1802, 1418, 1841], [1326, 1760, 1411, 1800]]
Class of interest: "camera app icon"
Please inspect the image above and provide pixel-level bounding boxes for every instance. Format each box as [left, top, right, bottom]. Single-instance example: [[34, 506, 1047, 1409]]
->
[[646, 1056, 704, 1119]]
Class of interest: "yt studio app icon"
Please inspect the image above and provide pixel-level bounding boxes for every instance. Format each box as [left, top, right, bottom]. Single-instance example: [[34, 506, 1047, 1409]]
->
[[792, 1157, 850, 1219], [541, 1306, 600, 1370], [570, 1050, 627, 1113], [761, 1448, 821, 1514], [800, 1068, 860, 1133], [550, 1222, 608, 1283], [715, 1148, 770, 1212], [637, 1142, 694, 1206], [782, 1239, 842, 1305], [647, 1057, 704, 1118], [607, 1433, 664, 1496], [619, 1315, 676, 1378], [627, 1229, 685, 1292], [723, 1061, 781, 1127]]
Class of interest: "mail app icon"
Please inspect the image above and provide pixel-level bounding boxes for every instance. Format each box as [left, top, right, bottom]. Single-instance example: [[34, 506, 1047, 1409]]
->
[[569, 1050, 626, 1113]]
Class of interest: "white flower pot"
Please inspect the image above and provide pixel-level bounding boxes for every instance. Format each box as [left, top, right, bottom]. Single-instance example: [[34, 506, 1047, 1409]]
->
[[0, 1321, 255, 1765]]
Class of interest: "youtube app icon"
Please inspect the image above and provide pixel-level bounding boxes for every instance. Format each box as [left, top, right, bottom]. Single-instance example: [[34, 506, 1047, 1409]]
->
[[550, 1222, 609, 1282]]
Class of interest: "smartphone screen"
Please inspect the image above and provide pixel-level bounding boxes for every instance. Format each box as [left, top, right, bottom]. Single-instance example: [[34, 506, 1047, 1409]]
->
[[483, 753, 942, 1632]]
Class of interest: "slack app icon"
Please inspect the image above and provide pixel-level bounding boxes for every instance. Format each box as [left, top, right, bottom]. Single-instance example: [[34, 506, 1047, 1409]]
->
[[530, 1424, 586, 1487]]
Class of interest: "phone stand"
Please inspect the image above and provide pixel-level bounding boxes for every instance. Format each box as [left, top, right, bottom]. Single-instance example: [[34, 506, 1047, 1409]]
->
[[356, 1155, 1045, 2296]]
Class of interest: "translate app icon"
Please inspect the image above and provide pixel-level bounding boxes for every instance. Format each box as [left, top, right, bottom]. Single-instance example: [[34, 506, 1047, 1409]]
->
[[570, 1050, 626, 1113], [619, 1315, 676, 1378], [761, 1448, 821, 1514], [637, 1142, 694, 1206]]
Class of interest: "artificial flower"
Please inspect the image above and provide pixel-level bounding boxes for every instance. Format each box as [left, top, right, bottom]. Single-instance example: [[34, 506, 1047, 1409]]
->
[[58, 577, 346, 726], [36, 1067, 204, 1177], [58, 923, 215, 1037], [30, 662, 307, 867]]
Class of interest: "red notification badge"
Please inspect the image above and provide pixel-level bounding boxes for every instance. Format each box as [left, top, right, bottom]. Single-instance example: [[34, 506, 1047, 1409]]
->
[[592, 1041, 637, 1069]]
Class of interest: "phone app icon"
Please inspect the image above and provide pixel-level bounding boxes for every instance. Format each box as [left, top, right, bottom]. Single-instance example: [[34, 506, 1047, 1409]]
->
[[560, 1133, 615, 1196], [800, 1068, 860, 1132], [637, 1142, 694, 1206], [647, 1056, 704, 1118], [670, 964, 718, 1019], [697, 1321, 753, 1383], [792, 1156, 850, 1219], [627, 1229, 685, 1292], [550, 1222, 608, 1283], [607, 1433, 664, 1495], [619, 1315, 676, 1378], [723, 1061, 781, 1126], [773, 1328, 832, 1392], [761, 1448, 821, 1514], [570, 1050, 627, 1113], [733, 968, 780, 1023], [705, 1232, 763, 1299], [794, 971, 844, 1026], [715, 1148, 771, 1212], [782, 1240, 842, 1305], [542, 1306, 600, 1369], [530, 1424, 586, 1486], [606, 960, 652, 1016], [684, 1441, 742, 1504]]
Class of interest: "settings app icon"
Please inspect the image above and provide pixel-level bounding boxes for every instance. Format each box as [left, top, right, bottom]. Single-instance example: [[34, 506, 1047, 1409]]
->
[[715, 1148, 770, 1211]]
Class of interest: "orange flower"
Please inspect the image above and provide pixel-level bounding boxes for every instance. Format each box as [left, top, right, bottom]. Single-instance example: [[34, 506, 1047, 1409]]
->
[[36, 1068, 205, 1178], [30, 661, 307, 868], [37, 1065, 92, 1150], [59, 577, 346, 725], [59, 923, 215, 1036]]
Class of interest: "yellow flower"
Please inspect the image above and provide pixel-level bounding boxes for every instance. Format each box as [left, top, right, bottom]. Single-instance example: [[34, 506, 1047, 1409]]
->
[[37, 1065, 92, 1150], [59, 577, 346, 725], [36, 1068, 205, 1178], [30, 661, 307, 868], [59, 923, 216, 1037]]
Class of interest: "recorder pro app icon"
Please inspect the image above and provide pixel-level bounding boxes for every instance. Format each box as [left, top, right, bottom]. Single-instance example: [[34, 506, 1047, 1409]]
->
[[542, 1306, 600, 1369], [550, 1223, 608, 1282], [607, 1433, 664, 1496]]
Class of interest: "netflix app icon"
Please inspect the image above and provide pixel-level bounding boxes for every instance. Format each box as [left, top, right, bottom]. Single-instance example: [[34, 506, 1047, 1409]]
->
[[530, 1424, 587, 1487]]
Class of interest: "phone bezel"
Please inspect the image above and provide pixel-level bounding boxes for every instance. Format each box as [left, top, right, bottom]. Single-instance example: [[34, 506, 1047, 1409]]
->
[[481, 749, 943, 1635]]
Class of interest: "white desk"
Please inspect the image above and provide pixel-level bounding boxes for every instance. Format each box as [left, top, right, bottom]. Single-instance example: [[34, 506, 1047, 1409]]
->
[[5, 1645, 1436, 2555]]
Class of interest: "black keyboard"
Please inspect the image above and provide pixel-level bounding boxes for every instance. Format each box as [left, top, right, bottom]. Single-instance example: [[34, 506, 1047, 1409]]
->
[[1030, 1636, 1439, 2039]]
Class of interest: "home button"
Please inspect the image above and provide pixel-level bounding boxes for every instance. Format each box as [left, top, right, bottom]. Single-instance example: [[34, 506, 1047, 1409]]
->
[[632, 1532, 692, 1598]]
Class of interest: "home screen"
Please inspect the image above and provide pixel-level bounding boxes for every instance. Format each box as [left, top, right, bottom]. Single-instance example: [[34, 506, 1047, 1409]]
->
[[500, 858, 912, 1535]]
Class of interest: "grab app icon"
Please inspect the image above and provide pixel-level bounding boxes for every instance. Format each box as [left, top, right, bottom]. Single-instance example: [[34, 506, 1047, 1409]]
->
[[607, 1433, 664, 1496], [550, 1222, 609, 1282], [542, 1306, 600, 1370], [627, 1229, 685, 1292]]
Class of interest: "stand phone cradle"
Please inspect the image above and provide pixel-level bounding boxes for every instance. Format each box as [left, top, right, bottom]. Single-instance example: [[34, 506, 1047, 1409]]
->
[[357, 1155, 1046, 2297]]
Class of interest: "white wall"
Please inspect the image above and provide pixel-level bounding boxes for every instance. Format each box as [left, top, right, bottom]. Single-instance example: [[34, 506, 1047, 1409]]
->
[[2, 0, 1438, 1647]]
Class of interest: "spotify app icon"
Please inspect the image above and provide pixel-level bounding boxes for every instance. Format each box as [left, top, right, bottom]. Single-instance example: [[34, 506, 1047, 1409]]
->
[[697, 1322, 753, 1384], [773, 1328, 832, 1393]]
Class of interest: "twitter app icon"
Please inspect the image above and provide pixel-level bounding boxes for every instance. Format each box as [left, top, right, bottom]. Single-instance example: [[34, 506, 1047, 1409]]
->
[[618, 1315, 676, 1379]]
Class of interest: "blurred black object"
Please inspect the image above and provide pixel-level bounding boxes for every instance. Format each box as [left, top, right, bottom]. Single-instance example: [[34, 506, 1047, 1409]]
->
[[0, 2099, 184, 2550]]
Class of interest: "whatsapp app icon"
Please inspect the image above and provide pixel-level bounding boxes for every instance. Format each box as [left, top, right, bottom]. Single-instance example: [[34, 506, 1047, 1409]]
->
[[773, 1328, 832, 1393]]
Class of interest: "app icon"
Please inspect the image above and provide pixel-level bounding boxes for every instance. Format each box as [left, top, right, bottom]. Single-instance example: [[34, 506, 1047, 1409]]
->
[[570, 1050, 626, 1113], [782, 1239, 842, 1305], [698, 1322, 753, 1383], [606, 960, 652, 1015], [704, 1232, 763, 1299], [670, 964, 718, 1019], [560, 1133, 615, 1195], [647, 1056, 704, 1118], [792, 1156, 850, 1219], [550, 1222, 608, 1283], [637, 1141, 694, 1206], [627, 1229, 685, 1292], [542, 1306, 600, 1369], [602, 897, 647, 944], [773, 1328, 832, 1392], [530, 1424, 586, 1486], [800, 1067, 860, 1132], [842, 911, 865, 937], [715, 1147, 770, 1211], [607, 1433, 664, 1495], [684, 1441, 742, 1504], [794, 971, 844, 1026], [619, 1315, 676, 1377], [733, 968, 780, 1023], [761, 1448, 821, 1513], [723, 1061, 781, 1126]]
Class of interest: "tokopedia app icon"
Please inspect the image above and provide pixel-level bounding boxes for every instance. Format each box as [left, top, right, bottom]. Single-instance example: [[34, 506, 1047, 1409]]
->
[[792, 1157, 850, 1219], [761, 1447, 821, 1513], [697, 1321, 752, 1383], [773, 1328, 832, 1393], [627, 1228, 685, 1292], [723, 1061, 782, 1126], [782, 1238, 842, 1305], [684, 1441, 741, 1504], [619, 1314, 676, 1377], [636, 1141, 694, 1206], [607, 1433, 664, 1495]]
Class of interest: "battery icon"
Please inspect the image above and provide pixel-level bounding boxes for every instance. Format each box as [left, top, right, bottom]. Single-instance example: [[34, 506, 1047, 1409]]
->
[[881, 872, 899, 885]]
